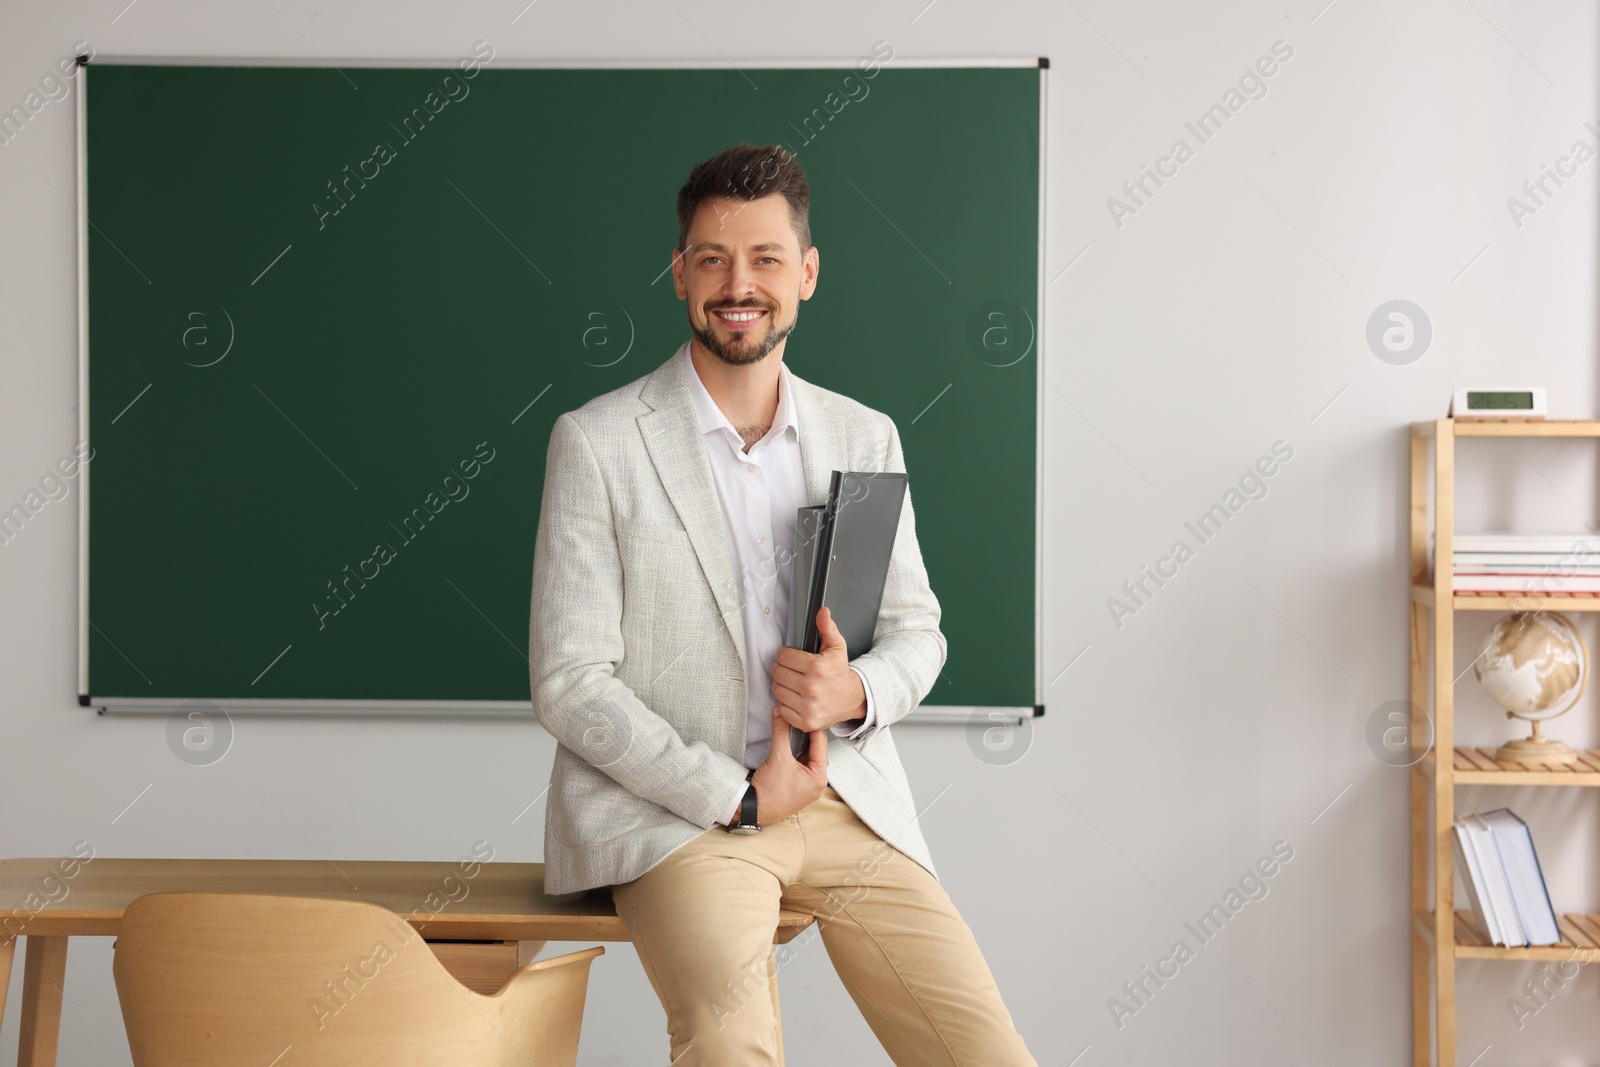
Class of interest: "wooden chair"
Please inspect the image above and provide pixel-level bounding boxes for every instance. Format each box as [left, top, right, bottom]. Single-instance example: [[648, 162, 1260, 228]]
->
[[111, 892, 603, 1067]]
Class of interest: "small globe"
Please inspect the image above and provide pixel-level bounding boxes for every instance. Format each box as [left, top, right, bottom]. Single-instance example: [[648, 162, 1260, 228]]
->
[[1474, 612, 1587, 720]]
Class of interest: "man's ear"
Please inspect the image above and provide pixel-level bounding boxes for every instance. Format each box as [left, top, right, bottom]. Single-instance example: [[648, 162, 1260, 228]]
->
[[671, 246, 688, 299], [799, 245, 820, 301]]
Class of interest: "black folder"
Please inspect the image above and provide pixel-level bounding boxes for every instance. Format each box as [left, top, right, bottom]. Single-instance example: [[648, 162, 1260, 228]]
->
[[780, 470, 907, 759], [787, 470, 908, 656]]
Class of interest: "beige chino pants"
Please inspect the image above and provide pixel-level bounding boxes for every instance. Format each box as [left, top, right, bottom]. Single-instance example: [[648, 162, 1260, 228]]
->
[[611, 785, 1037, 1066]]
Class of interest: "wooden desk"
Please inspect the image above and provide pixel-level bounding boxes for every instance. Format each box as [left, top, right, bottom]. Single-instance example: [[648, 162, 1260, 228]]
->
[[0, 857, 816, 1067]]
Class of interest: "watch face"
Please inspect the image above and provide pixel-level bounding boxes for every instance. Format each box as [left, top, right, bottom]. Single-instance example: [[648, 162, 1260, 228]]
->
[[727, 824, 761, 836]]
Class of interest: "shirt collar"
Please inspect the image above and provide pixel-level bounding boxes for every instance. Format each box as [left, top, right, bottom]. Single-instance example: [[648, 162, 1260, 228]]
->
[[682, 341, 798, 448]]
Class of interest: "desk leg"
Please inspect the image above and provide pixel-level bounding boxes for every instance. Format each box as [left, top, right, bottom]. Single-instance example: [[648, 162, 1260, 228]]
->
[[18, 936, 68, 1067], [766, 947, 784, 1067], [0, 936, 14, 1044]]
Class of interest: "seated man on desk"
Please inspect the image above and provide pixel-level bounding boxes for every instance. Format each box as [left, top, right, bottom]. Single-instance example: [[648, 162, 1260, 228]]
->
[[528, 142, 1035, 1067]]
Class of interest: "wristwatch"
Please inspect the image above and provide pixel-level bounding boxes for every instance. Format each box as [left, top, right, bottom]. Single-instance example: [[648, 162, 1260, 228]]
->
[[727, 775, 761, 835]]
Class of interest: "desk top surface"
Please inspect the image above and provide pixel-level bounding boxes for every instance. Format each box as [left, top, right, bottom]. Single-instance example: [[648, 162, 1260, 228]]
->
[[0, 857, 816, 942]]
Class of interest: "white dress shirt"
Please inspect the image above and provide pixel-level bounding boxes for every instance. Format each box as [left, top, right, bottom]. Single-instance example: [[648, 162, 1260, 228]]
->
[[680, 344, 875, 826]]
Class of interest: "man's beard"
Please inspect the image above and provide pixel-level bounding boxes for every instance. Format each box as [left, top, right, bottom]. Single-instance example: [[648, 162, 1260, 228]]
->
[[692, 303, 796, 367]]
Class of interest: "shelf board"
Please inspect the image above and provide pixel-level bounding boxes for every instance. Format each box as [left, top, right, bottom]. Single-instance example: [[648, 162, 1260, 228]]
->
[[1445, 746, 1600, 785], [1454, 590, 1600, 610], [1413, 420, 1600, 438], [1455, 420, 1600, 438], [1450, 908, 1600, 959], [1410, 584, 1600, 612]]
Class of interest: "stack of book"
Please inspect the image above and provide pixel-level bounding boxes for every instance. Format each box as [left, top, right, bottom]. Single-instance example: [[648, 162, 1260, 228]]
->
[[1447, 533, 1600, 593], [1453, 809, 1561, 947]]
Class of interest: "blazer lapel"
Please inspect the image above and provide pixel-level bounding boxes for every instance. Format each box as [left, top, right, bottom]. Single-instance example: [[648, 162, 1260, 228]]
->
[[787, 367, 845, 507], [637, 345, 748, 672]]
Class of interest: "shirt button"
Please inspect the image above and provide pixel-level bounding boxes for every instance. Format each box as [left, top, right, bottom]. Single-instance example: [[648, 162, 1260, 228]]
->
[[763, 606, 771, 616], [757, 534, 766, 544]]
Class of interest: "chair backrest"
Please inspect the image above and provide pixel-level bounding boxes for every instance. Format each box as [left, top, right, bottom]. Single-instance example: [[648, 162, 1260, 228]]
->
[[112, 892, 602, 1067]]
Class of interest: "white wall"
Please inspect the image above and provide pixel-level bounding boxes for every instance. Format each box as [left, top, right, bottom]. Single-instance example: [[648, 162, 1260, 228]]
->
[[2, 1, 1597, 1064]]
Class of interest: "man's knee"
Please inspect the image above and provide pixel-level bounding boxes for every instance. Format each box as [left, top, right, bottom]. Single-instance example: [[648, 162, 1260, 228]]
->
[[706, 950, 771, 1029], [633, 938, 775, 1030], [651, 946, 769, 1022], [657, 951, 780, 1064]]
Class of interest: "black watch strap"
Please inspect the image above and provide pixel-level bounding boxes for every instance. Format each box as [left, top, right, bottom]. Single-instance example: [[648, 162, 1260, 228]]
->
[[734, 778, 760, 830]]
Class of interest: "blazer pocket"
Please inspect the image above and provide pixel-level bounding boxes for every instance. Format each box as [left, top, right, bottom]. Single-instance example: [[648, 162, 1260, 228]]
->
[[551, 753, 643, 849]]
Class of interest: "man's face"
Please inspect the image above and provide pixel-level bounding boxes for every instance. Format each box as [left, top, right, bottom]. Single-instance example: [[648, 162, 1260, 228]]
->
[[672, 194, 819, 367]]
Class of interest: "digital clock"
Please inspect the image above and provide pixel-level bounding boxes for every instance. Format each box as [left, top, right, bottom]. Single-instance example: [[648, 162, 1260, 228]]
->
[[1448, 386, 1546, 420]]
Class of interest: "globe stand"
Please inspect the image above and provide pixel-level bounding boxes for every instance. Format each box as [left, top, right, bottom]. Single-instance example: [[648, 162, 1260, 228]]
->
[[1495, 716, 1580, 765]]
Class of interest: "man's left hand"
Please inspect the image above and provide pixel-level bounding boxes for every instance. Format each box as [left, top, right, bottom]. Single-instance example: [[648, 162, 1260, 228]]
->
[[771, 607, 866, 732]]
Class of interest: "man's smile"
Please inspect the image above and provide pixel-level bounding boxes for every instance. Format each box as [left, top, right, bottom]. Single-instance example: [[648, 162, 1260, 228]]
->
[[711, 307, 769, 331]]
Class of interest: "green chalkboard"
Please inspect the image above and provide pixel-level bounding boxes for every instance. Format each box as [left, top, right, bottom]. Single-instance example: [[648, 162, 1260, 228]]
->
[[82, 59, 1040, 709]]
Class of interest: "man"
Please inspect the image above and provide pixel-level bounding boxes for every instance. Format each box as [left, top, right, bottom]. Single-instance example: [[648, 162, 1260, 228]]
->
[[529, 143, 1035, 1066]]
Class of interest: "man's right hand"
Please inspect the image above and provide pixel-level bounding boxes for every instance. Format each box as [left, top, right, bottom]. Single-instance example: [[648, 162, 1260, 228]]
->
[[751, 708, 828, 826]]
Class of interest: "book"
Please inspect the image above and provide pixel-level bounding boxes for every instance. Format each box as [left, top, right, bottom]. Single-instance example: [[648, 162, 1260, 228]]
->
[[1464, 814, 1526, 946], [1454, 551, 1600, 566], [1453, 821, 1498, 945], [1453, 563, 1600, 575], [1482, 809, 1561, 946], [1446, 534, 1600, 554]]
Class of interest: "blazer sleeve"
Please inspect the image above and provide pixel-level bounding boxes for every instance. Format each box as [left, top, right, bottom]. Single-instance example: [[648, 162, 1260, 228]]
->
[[529, 412, 751, 829], [843, 414, 948, 736]]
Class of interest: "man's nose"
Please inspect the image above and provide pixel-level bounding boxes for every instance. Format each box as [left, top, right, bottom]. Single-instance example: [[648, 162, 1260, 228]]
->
[[725, 259, 759, 299]]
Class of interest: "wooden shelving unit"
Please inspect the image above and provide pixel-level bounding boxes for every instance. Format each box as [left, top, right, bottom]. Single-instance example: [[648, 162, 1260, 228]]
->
[[1409, 418, 1600, 1066]]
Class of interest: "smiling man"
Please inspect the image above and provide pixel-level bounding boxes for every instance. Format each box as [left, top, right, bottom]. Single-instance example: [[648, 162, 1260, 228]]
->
[[529, 143, 1036, 1066]]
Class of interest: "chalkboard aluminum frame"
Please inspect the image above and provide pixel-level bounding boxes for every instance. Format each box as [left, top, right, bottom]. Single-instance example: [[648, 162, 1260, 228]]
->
[[74, 54, 1046, 723]]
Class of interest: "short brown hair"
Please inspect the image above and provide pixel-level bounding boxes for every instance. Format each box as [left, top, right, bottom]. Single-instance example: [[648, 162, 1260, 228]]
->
[[676, 143, 811, 254]]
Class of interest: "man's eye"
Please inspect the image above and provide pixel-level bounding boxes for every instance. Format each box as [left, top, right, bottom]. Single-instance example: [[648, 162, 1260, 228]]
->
[[759, 257, 778, 265]]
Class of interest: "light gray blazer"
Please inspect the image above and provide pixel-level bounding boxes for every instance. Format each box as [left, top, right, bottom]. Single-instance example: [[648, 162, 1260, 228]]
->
[[529, 342, 948, 896]]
